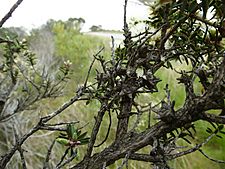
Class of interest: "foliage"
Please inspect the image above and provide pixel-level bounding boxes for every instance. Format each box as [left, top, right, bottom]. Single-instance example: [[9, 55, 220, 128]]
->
[[1, 0, 225, 169], [89, 25, 103, 32]]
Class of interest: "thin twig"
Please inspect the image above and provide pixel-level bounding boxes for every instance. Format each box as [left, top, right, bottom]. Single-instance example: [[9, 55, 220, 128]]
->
[[124, 0, 128, 32], [44, 121, 79, 127], [111, 36, 115, 66], [43, 139, 56, 169], [14, 127, 27, 169], [148, 103, 152, 129], [117, 152, 130, 169], [56, 147, 70, 168], [56, 149, 77, 169], [18, 147, 27, 169], [94, 111, 112, 147], [0, 0, 24, 27], [84, 47, 104, 88], [199, 149, 225, 164], [39, 126, 66, 132], [168, 133, 216, 160]]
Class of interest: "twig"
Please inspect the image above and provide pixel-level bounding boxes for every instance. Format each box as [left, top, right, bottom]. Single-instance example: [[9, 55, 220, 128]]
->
[[14, 127, 27, 169], [111, 36, 115, 66], [43, 139, 56, 169], [199, 149, 225, 164], [0, 0, 24, 27], [124, 0, 128, 33], [94, 111, 112, 147], [56, 149, 77, 169], [85, 94, 118, 158], [18, 147, 27, 169], [148, 103, 152, 129], [130, 104, 142, 131], [84, 47, 104, 88], [39, 126, 66, 132], [168, 133, 216, 160], [56, 147, 70, 168], [117, 152, 130, 169], [44, 121, 79, 127]]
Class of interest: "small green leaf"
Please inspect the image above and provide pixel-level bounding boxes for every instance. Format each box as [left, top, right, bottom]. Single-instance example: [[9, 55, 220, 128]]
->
[[220, 130, 225, 135], [209, 122, 216, 129], [67, 124, 78, 140], [182, 137, 192, 144], [216, 135, 223, 139], [80, 138, 90, 145], [206, 127, 212, 133], [77, 132, 87, 140], [218, 125, 224, 131], [56, 138, 69, 146], [179, 132, 188, 138]]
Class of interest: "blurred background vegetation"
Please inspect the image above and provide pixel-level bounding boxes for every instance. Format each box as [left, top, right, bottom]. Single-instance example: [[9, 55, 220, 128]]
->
[[0, 11, 225, 168]]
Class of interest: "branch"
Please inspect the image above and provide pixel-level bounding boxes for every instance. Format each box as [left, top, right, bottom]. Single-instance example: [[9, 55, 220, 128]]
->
[[200, 113, 225, 124], [0, 0, 24, 27], [85, 102, 108, 158], [128, 153, 159, 163], [168, 133, 215, 160]]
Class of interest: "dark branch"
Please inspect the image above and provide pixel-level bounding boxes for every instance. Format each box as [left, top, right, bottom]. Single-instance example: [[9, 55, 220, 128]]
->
[[0, 0, 24, 27]]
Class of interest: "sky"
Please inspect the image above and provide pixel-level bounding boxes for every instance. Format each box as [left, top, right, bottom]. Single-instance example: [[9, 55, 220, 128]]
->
[[0, 0, 149, 31]]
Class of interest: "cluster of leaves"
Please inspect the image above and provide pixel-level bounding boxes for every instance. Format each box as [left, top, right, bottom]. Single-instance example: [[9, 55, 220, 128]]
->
[[55, 124, 90, 166], [56, 124, 90, 149]]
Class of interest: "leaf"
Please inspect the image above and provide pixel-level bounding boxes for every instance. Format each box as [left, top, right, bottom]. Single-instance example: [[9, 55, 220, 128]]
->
[[77, 130, 81, 137], [179, 132, 188, 138], [206, 127, 212, 133], [209, 121, 217, 129], [59, 133, 67, 137], [191, 124, 196, 133], [220, 131, 225, 135], [67, 124, 78, 140], [86, 100, 91, 105], [80, 138, 90, 145], [214, 128, 219, 134], [216, 135, 223, 139], [218, 125, 224, 131], [56, 138, 69, 146], [77, 132, 87, 140], [182, 137, 192, 144], [186, 129, 195, 139]]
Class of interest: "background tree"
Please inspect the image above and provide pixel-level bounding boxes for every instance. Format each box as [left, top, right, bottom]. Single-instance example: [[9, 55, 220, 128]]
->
[[1, 0, 225, 169]]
